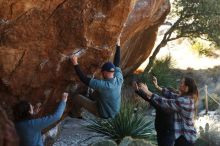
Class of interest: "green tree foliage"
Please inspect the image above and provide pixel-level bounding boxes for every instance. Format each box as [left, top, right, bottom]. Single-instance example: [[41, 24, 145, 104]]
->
[[172, 0, 220, 45], [145, 0, 220, 72], [191, 40, 219, 57]]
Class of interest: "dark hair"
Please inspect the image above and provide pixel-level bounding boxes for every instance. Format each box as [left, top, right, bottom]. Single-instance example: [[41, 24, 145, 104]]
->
[[183, 77, 199, 102], [13, 101, 32, 122]]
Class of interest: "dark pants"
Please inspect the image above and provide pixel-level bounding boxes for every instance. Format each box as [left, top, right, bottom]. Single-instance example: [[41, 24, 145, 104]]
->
[[157, 132, 175, 146], [71, 94, 99, 117], [174, 136, 194, 146]]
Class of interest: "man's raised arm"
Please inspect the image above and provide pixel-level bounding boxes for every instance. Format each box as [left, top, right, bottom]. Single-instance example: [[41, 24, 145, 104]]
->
[[71, 55, 91, 86], [113, 35, 121, 67]]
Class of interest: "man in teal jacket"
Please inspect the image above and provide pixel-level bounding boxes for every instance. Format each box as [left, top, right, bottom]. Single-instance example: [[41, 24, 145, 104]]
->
[[71, 37, 123, 118], [14, 93, 68, 146]]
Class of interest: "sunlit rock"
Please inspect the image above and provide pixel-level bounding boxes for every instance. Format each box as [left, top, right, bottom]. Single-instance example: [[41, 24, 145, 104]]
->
[[0, 0, 170, 130]]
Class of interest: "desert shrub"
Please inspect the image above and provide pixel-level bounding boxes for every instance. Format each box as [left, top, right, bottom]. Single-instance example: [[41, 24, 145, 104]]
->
[[85, 100, 156, 144]]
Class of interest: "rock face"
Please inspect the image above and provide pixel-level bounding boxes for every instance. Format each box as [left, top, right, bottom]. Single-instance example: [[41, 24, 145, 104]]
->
[[0, 106, 19, 146], [0, 0, 170, 137]]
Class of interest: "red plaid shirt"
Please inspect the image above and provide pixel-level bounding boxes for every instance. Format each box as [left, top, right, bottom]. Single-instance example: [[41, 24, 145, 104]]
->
[[151, 90, 197, 143]]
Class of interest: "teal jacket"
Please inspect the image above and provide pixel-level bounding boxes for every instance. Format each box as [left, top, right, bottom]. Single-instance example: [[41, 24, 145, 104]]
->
[[89, 67, 123, 118], [15, 101, 66, 146]]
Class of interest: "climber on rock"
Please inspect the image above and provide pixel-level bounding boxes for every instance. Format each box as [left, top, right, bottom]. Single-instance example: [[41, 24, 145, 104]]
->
[[70, 35, 123, 119], [13, 92, 68, 146]]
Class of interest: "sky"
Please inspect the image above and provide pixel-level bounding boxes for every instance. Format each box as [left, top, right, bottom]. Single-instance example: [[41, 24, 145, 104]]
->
[[138, 20, 220, 71]]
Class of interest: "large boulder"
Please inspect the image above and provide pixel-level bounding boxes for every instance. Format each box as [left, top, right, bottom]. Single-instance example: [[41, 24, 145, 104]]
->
[[0, 106, 19, 146], [0, 0, 170, 125]]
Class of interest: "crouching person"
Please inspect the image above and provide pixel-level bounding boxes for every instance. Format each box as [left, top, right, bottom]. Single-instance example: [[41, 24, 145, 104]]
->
[[13, 92, 68, 146]]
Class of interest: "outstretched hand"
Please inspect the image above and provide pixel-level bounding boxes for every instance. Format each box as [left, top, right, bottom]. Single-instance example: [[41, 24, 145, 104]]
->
[[33, 102, 42, 115], [138, 83, 149, 93], [152, 76, 158, 87], [152, 76, 162, 91], [138, 83, 153, 98], [117, 33, 121, 46], [132, 82, 148, 93], [132, 81, 139, 91], [62, 92, 68, 102], [71, 55, 78, 65]]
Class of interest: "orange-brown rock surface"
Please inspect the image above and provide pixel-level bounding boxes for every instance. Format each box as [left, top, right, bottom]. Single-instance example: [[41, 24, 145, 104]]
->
[[0, 106, 19, 146], [0, 0, 170, 139]]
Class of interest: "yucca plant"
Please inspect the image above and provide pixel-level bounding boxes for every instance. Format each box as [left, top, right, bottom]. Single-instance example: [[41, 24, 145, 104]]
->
[[85, 101, 155, 143], [138, 56, 178, 94]]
